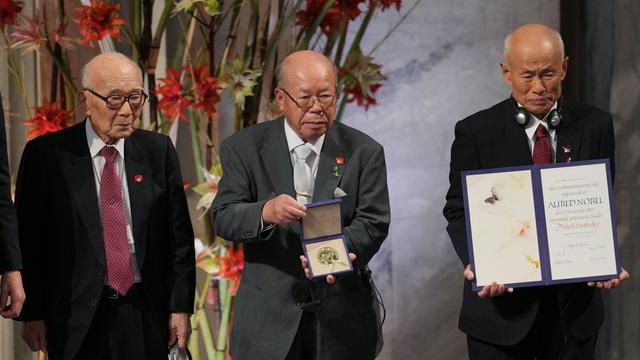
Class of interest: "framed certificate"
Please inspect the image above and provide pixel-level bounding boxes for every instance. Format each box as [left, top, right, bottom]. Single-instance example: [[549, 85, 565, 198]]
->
[[300, 198, 353, 279], [462, 159, 621, 290]]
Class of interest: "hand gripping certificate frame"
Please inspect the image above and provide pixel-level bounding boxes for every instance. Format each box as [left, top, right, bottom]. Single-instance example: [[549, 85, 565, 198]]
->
[[462, 159, 621, 290], [300, 198, 354, 279]]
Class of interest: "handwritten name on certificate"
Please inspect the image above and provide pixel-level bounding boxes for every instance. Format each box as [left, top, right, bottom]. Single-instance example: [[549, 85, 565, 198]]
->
[[540, 162, 618, 281]]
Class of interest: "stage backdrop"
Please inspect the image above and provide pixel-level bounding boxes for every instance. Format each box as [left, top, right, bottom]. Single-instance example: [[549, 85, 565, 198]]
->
[[342, 1, 559, 359]]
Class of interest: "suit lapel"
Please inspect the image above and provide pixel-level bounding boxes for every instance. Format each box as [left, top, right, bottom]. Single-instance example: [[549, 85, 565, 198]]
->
[[260, 119, 296, 198], [555, 105, 583, 163], [58, 121, 105, 266], [500, 102, 534, 166], [124, 133, 152, 269], [313, 125, 349, 202]]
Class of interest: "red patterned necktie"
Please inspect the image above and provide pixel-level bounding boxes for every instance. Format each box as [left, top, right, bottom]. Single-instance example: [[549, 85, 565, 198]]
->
[[99, 146, 135, 295], [532, 123, 553, 164]]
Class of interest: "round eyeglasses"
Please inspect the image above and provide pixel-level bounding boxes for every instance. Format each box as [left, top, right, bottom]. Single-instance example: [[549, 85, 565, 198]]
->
[[85, 88, 148, 110], [279, 88, 337, 110]]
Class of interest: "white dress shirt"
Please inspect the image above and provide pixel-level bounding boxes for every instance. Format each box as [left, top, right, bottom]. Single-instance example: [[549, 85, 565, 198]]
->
[[284, 119, 325, 179], [85, 120, 142, 282], [521, 101, 558, 162]]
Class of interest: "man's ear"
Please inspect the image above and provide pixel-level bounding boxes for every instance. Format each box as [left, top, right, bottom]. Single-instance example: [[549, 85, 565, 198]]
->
[[560, 56, 569, 80], [499, 62, 512, 86], [274, 88, 285, 112], [78, 90, 90, 116]]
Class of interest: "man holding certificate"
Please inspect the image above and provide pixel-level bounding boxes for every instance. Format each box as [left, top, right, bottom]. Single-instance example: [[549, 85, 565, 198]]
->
[[212, 50, 390, 360], [444, 23, 629, 359]]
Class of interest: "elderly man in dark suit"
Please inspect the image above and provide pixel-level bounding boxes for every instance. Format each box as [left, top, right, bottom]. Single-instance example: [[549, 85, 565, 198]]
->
[[15, 52, 195, 359], [444, 23, 629, 360], [212, 50, 390, 360], [0, 93, 25, 319]]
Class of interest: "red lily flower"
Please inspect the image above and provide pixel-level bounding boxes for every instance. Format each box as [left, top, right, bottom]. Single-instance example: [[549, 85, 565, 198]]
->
[[297, 0, 365, 35], [189, 64, 221, 118], [339, 49, 387, 110], [217, 246, 244, 296], [0, 0, 23, 30], [24, 99, 73, 140], [156, 67, 193, 122], [73, 0, 126, 45], [380, 0, 402, 11]]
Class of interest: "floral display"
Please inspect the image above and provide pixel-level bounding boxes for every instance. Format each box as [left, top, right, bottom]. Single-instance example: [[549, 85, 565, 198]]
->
[[2, 1, 415, 358], [23, 98, 73, 140], [73, 0, 126, 45]]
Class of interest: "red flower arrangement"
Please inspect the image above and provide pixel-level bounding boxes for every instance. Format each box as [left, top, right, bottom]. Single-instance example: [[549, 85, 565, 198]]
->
[[157, 65, 221, 122], [24, 99, 73, 140], [156, 67, 194, 122], [339, 49, 387, 110], [73, 0, 126, 45], [0, 0, 23, 30], [190, 64, 221, 118], [380, 0, 402, 11], [217, 246, 244, 296], [297, 0, 366, 35]]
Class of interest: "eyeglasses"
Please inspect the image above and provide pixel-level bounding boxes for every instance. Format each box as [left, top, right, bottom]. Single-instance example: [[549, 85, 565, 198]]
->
[[279, 88, 336, 110], [85, 88, 148, 110]]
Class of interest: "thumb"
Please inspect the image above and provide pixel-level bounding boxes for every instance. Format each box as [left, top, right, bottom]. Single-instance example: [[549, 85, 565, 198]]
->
[[464, 265, 475, 281], [168, 323, 177, 345]]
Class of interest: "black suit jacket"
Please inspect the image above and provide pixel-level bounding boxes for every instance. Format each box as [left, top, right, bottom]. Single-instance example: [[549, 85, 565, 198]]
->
[[212, 119, 390, 360], [443, 98, 615, 346], [0, 94, 20, 273], [15, 121, 195, 359]]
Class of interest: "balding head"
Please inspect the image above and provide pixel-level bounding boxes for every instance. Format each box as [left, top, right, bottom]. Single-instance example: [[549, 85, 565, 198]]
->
[[499, 23, 568, 119], [276, 50, 337, 89], [81, 52, 143, 90], [503, 23, 565, 65]]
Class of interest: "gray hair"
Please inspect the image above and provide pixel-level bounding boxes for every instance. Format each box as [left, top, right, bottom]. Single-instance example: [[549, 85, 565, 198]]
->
[[503, 27, 565, 63], [80, 52, 143, 89]]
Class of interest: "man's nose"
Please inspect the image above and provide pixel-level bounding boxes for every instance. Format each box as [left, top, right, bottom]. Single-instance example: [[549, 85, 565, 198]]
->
[[531, 77, 545, 94], [308, 98, 324, 114], [118, 100, 134, 116]]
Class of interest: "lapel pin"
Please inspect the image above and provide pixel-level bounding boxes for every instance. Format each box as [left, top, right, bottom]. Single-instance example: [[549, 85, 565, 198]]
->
[[134, 175, 144, 183], [566, 157, 572, 163], [332, 165, 340, 177], [562, 145, 572, 154], [335, 156, 345, 166]]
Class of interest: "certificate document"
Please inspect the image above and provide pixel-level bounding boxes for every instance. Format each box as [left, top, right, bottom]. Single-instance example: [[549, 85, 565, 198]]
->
[[462, 159, 620, 290]]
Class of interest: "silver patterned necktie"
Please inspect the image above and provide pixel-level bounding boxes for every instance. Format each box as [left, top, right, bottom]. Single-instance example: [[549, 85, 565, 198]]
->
[[293, 143, 314, 204]]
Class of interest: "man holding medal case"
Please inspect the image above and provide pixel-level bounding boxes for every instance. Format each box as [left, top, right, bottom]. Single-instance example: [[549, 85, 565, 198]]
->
[[212, 50, 390, 360]]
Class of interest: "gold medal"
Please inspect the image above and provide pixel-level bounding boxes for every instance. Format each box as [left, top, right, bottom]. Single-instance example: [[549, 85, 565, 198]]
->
[[317, 246, 339, 265]]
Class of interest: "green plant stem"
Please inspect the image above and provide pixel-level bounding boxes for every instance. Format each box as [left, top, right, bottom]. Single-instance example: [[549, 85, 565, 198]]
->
[[369, 0, 422, 55], [345, 1, 377, 61], [133, 0, 142, 62], [216, 278, 233, 360], [334, 21, 349, 65], [188, 108, 206, 184], [334, 93, 347, 123], [297, 0, 334, 50], [262, 0, 304, 68], [2, 33, 33, 118]]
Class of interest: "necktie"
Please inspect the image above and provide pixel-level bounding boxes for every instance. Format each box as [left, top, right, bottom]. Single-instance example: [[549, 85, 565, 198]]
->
[[532, 123, 553, 164], [293, 143, 314, 204], [99, 146, 135, 295]]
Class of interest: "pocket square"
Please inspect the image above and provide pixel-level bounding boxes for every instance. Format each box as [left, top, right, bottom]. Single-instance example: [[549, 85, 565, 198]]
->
[[334, 187, 347, 198]]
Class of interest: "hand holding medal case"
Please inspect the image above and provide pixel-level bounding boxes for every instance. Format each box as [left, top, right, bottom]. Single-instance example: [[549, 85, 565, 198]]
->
[[300, 198, 353, 279]]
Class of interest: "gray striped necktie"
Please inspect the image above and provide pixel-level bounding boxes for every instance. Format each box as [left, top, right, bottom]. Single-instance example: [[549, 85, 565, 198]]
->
[[293, 143, 314, 204]]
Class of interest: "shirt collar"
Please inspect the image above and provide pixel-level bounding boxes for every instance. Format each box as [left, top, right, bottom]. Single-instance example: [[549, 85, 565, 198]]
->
[[521, 101, 558, 140], [283, 119, 325, 156], [85, 118, 125, 159]]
